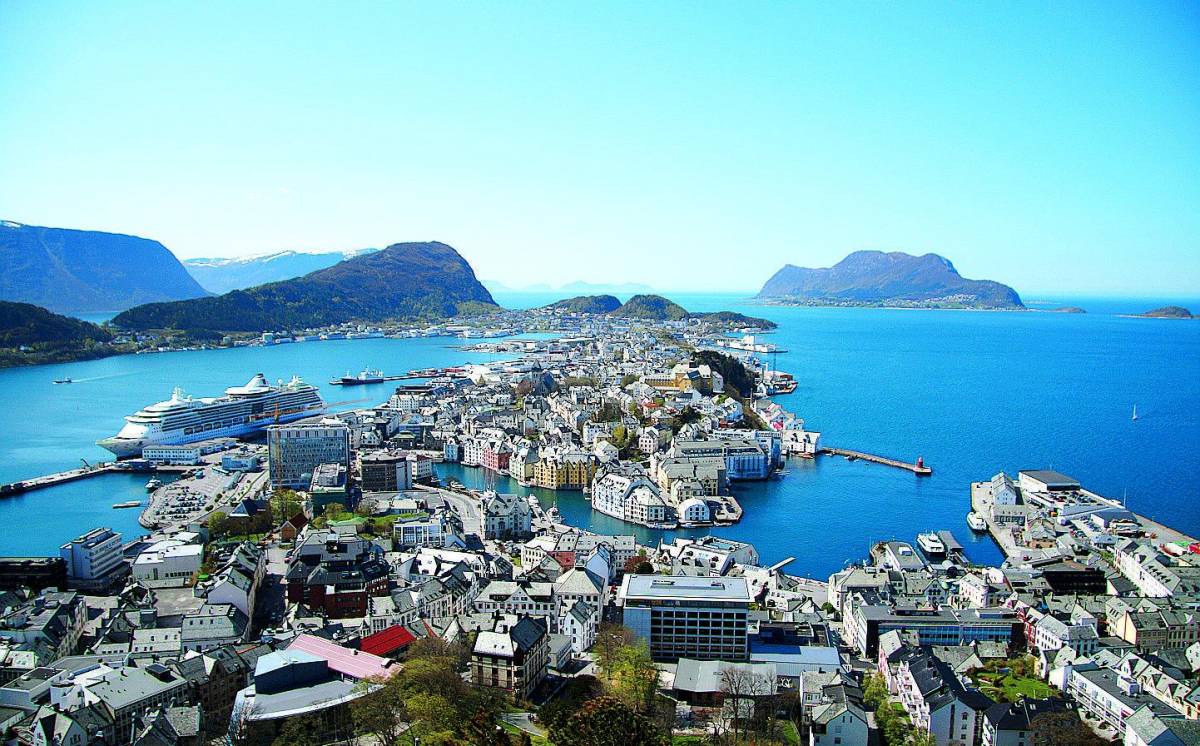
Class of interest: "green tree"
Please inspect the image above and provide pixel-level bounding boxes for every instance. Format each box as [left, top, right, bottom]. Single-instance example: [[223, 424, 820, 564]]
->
[[271, 714, 324, 746], [538, 675, 605, 736], [907, 728, 938, 746], [863, 672, 889, 710], [207, 511, 229, 538], [549, 696, 668, 746], [351, 675, 408, 745], [593, 623, 636, 679], [612, 641, 658, 714], [408, 692, 458, 738]]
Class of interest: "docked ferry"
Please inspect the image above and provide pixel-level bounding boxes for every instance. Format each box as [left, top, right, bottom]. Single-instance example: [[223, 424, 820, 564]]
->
[[97, 373, 325, 459]]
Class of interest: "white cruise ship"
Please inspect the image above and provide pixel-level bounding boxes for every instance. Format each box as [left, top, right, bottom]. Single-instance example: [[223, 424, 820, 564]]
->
[[98, 373, 325, 459]]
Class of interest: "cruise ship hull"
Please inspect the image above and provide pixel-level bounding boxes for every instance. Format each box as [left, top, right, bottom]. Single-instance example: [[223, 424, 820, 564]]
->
[[97, 408, 320, 459], [97, 373, 326, 459]]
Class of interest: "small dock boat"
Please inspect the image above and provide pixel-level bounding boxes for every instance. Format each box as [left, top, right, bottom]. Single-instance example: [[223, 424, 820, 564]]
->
[[112, 500, 142, 509], [966, 511, 987, 532], [145, 478, 163, 491], [917, 531, 946, 556]]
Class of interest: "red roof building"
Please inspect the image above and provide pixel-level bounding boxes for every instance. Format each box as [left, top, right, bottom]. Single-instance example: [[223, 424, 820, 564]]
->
[[360, 625, 418, 658]]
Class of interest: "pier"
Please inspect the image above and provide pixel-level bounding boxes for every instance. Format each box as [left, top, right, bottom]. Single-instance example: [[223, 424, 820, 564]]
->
[[0, 462, 120, 496], [819, 447, 932, 475], [329, 367, 467, 386]]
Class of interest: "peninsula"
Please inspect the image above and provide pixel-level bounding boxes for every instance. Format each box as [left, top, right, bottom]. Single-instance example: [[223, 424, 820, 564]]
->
[[112, 241, 499, 335]]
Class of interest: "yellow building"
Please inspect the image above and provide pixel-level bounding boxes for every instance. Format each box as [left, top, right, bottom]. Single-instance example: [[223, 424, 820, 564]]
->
[[531, 448, 596, 491]]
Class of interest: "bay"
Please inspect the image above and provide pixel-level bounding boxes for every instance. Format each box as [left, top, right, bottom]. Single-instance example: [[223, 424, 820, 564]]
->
[[2, 294, 1197, 579]]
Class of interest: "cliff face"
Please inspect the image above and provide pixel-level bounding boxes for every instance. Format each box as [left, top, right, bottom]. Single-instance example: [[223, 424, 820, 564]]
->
[[758, 251, 1024, 309], [114, 241, 497, 333], [0, 221, 209, 313]]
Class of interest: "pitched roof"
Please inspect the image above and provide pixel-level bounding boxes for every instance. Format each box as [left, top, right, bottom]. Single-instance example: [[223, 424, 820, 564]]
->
[[286, 633, 396, 680], [360, 625, 417, 656]]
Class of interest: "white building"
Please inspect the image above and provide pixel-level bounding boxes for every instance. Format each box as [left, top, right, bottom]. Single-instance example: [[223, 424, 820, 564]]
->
[[59, 528, 125, 591], [480, 491, 532, 539], [132, 537, 204, 587], [591, 464, 675, 528]]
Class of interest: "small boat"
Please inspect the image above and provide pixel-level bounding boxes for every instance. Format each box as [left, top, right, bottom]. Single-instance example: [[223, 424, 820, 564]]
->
[[53, 378, 72, 384], [966, 511, 987, 532], [112, 500, 142, 509], [145, 478, 163, 491], [1131, 404, 1139, 421], [917, 531, 946, 556]]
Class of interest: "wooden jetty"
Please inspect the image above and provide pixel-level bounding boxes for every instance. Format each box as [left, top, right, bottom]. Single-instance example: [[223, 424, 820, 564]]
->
[[819, 447, 932, 475]]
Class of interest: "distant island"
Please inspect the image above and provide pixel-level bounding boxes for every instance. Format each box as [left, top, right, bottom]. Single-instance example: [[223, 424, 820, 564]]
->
[[184, 248, 377, 294], [757, 250, 1024, 309], [542, 293, 777, 329], [544, 295, 624, 314], [0, 220, 208, 314], [489, 279, 656, 295], [113, 242, 498, 336], [0, 301, 118, 367], [1050, 306, 1086, 314], [1137, 305, 1193, 319]]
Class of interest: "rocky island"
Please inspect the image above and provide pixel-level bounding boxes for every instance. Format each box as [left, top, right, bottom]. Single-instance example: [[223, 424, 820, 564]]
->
[[1137, 305, 1193, 318], [757, 250, 1024, 309]]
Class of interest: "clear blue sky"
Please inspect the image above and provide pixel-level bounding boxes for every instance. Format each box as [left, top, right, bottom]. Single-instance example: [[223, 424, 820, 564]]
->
[[1, 2, 1197, 294]]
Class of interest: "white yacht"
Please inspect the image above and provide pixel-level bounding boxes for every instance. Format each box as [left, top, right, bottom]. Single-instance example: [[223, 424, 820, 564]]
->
[[98, 373, 325, 459], [916, 531, 946, 556], [966, 512, 987, 532]]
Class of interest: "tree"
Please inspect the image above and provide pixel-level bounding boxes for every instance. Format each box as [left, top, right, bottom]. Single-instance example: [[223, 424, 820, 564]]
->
[[408, 692, 459, 738], [538, 675, 604, 736], [612, 641, 658, 714], [207, 511, 229, 538], [351, 675, 408, 746], [719, 667, 773, 744], [623, 552, 653, 575], [593, 622, 636, 678], [549, 696, 668, 746], [271, 714, 325, 746], [1030, 711, 1107, 746], [862, 672, 889, 711], [907, 728, 938, 746]]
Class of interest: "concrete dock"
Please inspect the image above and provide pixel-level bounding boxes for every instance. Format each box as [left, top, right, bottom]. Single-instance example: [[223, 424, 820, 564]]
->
[[0, 462, 119, 496], [819, 447, 932, 475]]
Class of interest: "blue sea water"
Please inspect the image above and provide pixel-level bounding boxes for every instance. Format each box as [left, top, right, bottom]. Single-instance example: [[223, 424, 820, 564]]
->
[[3, 294, 1198, 578]]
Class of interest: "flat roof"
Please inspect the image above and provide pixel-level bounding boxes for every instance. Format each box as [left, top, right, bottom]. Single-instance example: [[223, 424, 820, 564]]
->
[[621, 574, 752, 603], [1019, 470, 1080, 487]]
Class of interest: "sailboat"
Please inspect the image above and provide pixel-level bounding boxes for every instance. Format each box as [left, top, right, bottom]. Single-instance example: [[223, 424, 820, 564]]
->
[[1132, 404, 1139, 421]]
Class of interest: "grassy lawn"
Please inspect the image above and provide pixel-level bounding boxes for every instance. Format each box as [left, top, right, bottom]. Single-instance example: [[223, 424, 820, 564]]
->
[[974, 671, 1053, 702], [972, 656, 1053, 702], [781, 720, 802, 745], [500, 720, 551, 745]]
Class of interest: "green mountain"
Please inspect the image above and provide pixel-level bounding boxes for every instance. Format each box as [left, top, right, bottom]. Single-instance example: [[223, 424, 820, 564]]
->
[[609, 294, 691, 321], [0, 220, 209, 314], [605, 294, 776, 329], [758, 251, 1023, 309], [0, 301, 115, 367], [542, 295, 623, 314], [113, 241, 497, 334], [184, 248, 377, 293]]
